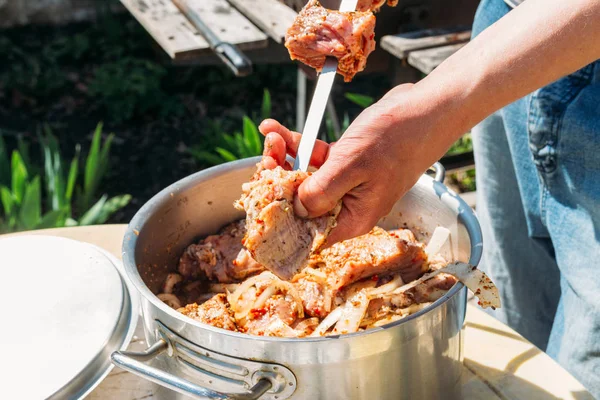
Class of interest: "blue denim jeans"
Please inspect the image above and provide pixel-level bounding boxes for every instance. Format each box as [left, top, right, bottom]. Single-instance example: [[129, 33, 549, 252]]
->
[[471, 0, 600, 396]]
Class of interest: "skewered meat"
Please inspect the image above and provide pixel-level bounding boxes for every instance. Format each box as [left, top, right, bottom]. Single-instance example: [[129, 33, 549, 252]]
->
[[357, 0, 398, 12], [312, 226, 428, 292], [235, 164, 341, 281], [178, 220, 265, 283], [178, 294, 237, 331], [284, 0, 376, 82]]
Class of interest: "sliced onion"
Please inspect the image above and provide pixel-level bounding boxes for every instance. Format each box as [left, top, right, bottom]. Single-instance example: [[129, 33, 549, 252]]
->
[[367, 274, 404, 297], [294, 317, 320, 334], [231, 287, 257, 320], [252, 284, 277, 311], [370, 314, 405, 328], [384, 262, 501, 309], [228, 271, 277, 311], [425, 227, 451, 258], [333, 290, 370, 335], [304, 267, 327, 280], [158, 293, 182, 309], [323, 289, 332, 313], [397, 302, 433, 317], [310, 307, 343, 337], [343, 280, 377, 299], [163, 273, 183, 294], [209, 283, 240, 293], [264, 318, 300, 338]]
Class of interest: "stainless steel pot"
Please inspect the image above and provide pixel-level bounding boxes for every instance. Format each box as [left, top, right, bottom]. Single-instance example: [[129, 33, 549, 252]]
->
[[112, 157, 483, 400]]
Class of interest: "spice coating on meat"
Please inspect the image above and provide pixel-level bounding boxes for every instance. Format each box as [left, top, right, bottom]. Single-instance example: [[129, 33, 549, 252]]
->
[[178, 220, 265, 283], [312, 226, 428, 292], [178, 294, 237, 331], [235, 165, 341, 281], [357, 0, 398, 12], [284, 0, 376, 82]]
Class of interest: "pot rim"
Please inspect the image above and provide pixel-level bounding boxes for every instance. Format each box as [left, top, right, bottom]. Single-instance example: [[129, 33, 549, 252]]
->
[[122, 156, 482, 342]]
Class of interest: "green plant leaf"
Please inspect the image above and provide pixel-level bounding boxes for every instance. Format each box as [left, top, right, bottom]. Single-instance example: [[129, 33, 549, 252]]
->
[[78, 194, 107, 226], [36, 209, 67, 229], [345, 93, 374, 108], [83, 122, 103, 209], [17, 135, 31, 171], [242, 116, 261, 156], [222, 134, 237, 151], [189, 148, 224, 166], [0, 185, 14, 215], [66, 144, 80, 202], [215, 148, 238, 162], [261, 89, 271, 120], [98, 132, 114, 181], [18, 176, 41, 230], [90, 194, 131, 225], [11, 151, 28, 204], [65, 217, 78, 227], [0, 134, 9, 186]]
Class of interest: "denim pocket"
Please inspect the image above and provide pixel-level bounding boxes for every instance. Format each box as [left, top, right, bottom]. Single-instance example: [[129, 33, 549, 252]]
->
[[527, 63, 596, 177]]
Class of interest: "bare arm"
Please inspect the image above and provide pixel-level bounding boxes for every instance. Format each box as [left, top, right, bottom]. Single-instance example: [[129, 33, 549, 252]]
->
[[260, 0, 600, 245], [418, 0, 600, 139]]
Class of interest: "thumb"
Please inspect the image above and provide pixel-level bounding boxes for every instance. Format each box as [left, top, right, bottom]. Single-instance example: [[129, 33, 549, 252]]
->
[[294, 157, 361, 218]]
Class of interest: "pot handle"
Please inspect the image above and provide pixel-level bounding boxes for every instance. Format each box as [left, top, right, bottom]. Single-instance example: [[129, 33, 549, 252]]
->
[[431, 162, 446, 183], [111, 340, 272, 400]]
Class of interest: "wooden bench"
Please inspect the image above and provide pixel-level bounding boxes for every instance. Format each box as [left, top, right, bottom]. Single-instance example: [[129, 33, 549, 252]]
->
[[119, 0, 297, 64], [381, 27, 471, 74]]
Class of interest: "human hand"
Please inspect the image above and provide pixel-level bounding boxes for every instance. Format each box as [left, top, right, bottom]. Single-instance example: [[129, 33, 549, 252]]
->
[[259, 83, 466, 246]]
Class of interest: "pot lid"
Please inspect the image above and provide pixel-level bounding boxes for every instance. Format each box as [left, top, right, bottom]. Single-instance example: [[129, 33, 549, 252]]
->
[[0, 235, 139, 400]]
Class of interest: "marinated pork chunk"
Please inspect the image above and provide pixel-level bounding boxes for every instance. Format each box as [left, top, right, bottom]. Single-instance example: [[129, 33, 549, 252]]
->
[[178, 294, 237, 331], [357, 0, 398, 12], [284, 0, 376, 82], [227, 271, 305, 336], [235, 165, 341, 281], [312, 226, 428, 293], [178, 220, 265, 283]]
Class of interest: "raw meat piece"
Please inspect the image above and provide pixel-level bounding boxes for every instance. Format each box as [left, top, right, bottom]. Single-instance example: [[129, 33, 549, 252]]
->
[[227, 271, 305, 337], [284, 0, 376, 82], [312, 226, 428, 293], [178, 294, 237, 331], [235, 164, 341, 281], [178, 220, 265, 283]]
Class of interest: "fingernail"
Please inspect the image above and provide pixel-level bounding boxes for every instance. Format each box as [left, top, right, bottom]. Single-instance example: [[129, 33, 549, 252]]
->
[[294, 196, 308, 218]]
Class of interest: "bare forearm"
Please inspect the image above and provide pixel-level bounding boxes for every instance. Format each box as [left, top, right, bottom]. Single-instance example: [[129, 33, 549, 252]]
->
[[416, 0, 600, 139]]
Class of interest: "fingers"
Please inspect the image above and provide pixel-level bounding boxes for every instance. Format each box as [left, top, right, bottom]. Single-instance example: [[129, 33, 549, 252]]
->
[[263, 132, 286, 166], [294, 153, 363, 218], [259, 119, 331, 168], [322, 190, 388, 247], [323, 206, 377, 247]]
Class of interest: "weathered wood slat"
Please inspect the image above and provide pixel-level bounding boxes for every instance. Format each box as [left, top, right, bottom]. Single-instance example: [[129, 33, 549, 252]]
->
[[407, 42, 467, 74], [119, 0, 267, 61], [227, 0, 298, 43], [176, 0, 268, 51], [381, 28, 471, 59]]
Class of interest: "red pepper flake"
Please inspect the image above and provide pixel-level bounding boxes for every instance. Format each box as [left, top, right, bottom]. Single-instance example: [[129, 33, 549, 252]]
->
[[371, 275, 379, 281], [250, 308, 267, 317]]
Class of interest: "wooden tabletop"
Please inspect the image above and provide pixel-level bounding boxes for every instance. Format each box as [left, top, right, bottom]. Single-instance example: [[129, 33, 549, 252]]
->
[[6, 225, 592, 399]]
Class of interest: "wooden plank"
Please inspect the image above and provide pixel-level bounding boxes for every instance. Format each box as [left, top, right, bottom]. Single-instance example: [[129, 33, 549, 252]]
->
[[407, 42, 467, 74], [464, 306, 594, 400], [120, 0, 210, 59], [119, 0, 267, 61], [381, 28, 471, 59], [227, 0, 298, 43], [176, 0, 268, 51]]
